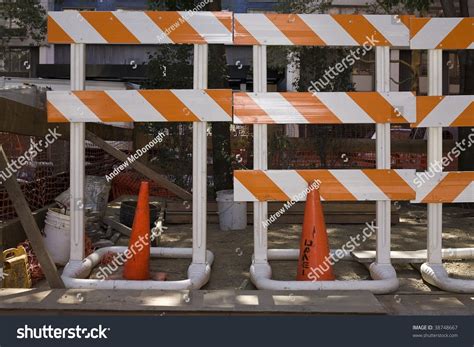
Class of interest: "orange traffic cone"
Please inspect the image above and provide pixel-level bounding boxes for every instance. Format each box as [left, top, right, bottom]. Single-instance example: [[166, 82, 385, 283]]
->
[[296, 184, 335, 281], [123, 181, 150, 280]]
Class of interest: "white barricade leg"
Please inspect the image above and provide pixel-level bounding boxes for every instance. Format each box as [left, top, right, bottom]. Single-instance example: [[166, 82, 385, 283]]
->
[[370, 46, 398, 289], [250, 45, 272, 282], [421, 49, 474, 293], [65, 43, 86, 277], [427, 49, 444, 266], [188, 44, 212, 286], [375, 46, 393, 266]]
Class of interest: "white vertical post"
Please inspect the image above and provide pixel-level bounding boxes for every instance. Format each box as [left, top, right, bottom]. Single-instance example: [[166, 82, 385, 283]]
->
[[253, 45, 268, 264], [375, 46, 391, 265], [69, 43, 86, 264], [192, 44, 208, 264], [427, 49, 443, 264]]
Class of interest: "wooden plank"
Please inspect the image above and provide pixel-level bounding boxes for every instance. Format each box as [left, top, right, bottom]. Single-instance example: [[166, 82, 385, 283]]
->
[[166, 201, 399, 213], [165, 201, 399, 224], [103, 214, 131, 237], [289, 138, 456, 155], [164, 212, 399, 225], [0, 146, 64, 288], [352, 250, 428, 264], [86, 130, 192, 201], [0, 289, 385, 314], [0, 226, 3, 289]]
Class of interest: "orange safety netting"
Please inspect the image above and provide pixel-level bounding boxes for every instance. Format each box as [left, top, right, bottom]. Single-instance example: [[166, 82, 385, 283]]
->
[[110, 171, 176, 201], [0, 132, 177, 222]]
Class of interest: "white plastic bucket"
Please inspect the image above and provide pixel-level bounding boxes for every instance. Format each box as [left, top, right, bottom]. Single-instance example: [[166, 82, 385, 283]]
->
[[43, 208, 70, 266], [216, 190, 247, 231]]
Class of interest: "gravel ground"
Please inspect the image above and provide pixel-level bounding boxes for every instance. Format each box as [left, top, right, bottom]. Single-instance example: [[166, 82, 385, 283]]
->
[[106, 204, 473, 293]]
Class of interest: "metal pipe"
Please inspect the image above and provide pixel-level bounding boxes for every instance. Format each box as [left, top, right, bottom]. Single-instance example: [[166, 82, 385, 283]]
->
[[250, 262, 398, 293], [62, 247, 214, 290]]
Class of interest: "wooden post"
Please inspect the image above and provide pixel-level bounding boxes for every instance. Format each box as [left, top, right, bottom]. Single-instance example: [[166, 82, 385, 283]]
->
[[0, 227, 3, 289], [0, 146, 64, 288]]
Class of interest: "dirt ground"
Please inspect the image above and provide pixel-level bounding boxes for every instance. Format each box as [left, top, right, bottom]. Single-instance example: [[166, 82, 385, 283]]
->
[[101, 204, 473, 293]]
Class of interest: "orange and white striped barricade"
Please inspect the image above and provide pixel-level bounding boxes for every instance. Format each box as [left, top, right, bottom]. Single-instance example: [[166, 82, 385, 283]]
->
[[413, 172, 474, 204], [410, 17, 474, 50], [234, 169, 417, 202], [412, 18, 474, 293], [47, 89, 232, 123], [48, 11, 233, 44], [413, 95, 474, 128], [47, 11, 233, 291], [233, 92, 416, 124], [239, 12, 414, 293], [234, 14, 410, 47]]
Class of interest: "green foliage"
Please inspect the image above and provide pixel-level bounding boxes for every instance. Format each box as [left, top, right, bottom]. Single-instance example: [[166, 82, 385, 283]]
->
[[269, 129, 293, 169], [274, 0, 357, 168], [144, 1, 233, 192], [140, 45, 194, 190], [294, 46, 355, 93], [147, 0, 196, 11], [0, 0, 46, 47], [367, 0, 433, 14], [142, 45, 193, 90], [277, 0, 333, 14]]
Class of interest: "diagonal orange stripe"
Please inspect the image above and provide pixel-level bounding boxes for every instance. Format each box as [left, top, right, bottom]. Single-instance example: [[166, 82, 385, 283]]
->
[[233, 93, 274, 124], [281, 93, 342, 124], [81, 12, 140, 44], [409, 18, 430, 39], [331, 14, 390, 46], [213, 12, 232, 33], [204, 90, 232, 118], [348, 92, 406, 123], [399, 15, 414, 30], [73, 91, 134, 122], [47, 101, 69, 123], [437, 18, 474, 49], [363, 169, 416, 200], [265, 14, 325, 45], [47, 16, 73, 43], [422, 172, 474, 203], [297, 170, 357, 201], [146, 11, 205, 44], [450, 101, 474, 127], [139, 90, 199, 122], [413, 96, 444, 127], [235, 171, 289, 201], [234, 19, 259, 45]]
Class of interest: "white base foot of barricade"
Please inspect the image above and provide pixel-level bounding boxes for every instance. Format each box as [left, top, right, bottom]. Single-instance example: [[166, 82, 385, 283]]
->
[[62, 246, 213, 290], [249, 249, 399, 294], [420, 263, 474, 293]]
